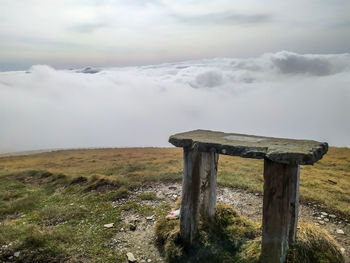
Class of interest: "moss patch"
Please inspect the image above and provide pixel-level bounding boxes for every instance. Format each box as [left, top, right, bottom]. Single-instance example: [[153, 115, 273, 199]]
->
[[155, 204, 344, 263], [155, 204, 260, 263]]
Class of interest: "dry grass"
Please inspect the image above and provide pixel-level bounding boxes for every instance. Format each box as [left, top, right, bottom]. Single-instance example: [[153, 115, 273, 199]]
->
[[0, 147, 183, 180], [0, 146, 349, 217], [154, 204, 261, 263], [287, 222, 344, 263], [155, 205, 344, 263]]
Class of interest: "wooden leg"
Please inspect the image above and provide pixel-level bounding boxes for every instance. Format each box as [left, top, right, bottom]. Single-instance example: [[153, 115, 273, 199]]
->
[[289, 165, 300, 243], [199, 152, 219, 221], [180, 147, 202, 245], [261, 159, 300, 263]]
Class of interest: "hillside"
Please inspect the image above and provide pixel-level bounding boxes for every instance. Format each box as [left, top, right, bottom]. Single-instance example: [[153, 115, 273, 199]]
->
[[0, 147, 349, 262]]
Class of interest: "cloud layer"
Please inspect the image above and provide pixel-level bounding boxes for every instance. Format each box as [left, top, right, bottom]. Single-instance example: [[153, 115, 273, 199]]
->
[[1, 51, 350, 153]]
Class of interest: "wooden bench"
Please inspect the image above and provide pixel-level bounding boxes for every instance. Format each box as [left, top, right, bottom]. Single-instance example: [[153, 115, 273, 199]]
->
[[169, 129, 328, 263]]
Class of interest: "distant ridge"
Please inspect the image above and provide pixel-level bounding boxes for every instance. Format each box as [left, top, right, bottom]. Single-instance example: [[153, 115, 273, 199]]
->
[[0, 148, 60, 157]]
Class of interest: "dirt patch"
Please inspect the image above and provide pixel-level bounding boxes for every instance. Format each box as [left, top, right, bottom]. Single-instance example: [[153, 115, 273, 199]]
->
[[110, 212, 164, 262], [111, 182, 350, 262]]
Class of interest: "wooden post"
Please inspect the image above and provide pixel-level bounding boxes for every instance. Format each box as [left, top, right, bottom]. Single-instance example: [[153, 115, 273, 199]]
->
[[261, 159, 300, 263], [180, 147, 202, 245], [199, 152, 219, 221], [289, 164, 300, 243]]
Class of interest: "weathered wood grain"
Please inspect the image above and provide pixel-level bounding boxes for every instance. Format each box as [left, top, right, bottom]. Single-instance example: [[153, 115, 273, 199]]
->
[[199, 152, 219, 221], [289, 165, 300, 243], [261, 159, 300, 263], [180, 147, 202, 245]]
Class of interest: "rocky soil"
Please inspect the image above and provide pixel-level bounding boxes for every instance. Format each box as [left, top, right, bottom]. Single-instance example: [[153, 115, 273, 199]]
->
[[110, 182, 349, 263]]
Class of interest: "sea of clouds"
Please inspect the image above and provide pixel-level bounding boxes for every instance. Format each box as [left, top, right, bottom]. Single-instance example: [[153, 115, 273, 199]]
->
[[1, 51, 350, 153]]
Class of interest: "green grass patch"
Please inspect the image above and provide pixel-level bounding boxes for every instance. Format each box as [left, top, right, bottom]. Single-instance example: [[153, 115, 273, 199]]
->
[[117, 201, 154, 217], [0, 170, 126, 262]]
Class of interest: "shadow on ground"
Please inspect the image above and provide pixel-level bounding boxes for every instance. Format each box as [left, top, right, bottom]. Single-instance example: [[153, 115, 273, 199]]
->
[[155, 204, 344, 263]]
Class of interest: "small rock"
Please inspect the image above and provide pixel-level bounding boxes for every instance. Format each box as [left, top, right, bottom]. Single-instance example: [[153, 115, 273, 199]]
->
[[126, 252, 137, 262], [14, 251, 20, 257], [340, 247, 345, 254], [104, 223, 114, 228], [324, 218, 329, 222], [120, 228, 125, 232], [317, 217, 322, 220], [315, 223, 320, 226], [328, 179, 337, 185], [8, 256, 13, 260], [255, 193, 259, 196], [318, 221, 325, 225], [130, 223, 136, 231], [321, 212, 328, 216], [168, 186, 177, 190], [329, 214, 336, 219], [336, 229, 344, 235], [320, 215, 325, 219], [147, 259, 152, 263], [146, 216, 154, 221]]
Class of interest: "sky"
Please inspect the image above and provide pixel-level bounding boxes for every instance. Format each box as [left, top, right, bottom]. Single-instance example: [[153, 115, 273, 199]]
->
[[0, 1, 350, 153], [1, 0, 350, 70]]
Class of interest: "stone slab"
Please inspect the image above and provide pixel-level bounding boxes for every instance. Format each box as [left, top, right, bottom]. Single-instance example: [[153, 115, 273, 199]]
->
[[169, 130, 328, 165]]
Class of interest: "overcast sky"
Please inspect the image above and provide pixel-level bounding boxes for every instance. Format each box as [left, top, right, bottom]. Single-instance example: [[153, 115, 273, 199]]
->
[[1, 0, 350, 70], [1, 1, 350, 153]]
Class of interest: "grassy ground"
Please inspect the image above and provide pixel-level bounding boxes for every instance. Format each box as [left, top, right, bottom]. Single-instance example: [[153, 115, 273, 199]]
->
[[155, 204, 344, 263], [0, 147, 349, 262], [218, 146, 350, 217]]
